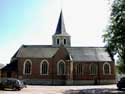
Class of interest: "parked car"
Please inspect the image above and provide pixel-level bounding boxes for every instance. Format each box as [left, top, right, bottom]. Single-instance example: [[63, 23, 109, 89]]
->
[[117, 77, 125, 90], [21, 80, 27, 88], [0, 78, 25, 91]]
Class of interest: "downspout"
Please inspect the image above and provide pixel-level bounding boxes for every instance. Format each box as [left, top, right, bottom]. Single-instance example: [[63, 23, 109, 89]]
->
[[69, 54, 73, 85], [95, 48, 100, 85], [51, 57, 54, 85]]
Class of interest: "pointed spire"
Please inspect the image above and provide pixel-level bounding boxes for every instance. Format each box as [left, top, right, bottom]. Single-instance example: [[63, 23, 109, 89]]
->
[[54, 11, 69, 36]]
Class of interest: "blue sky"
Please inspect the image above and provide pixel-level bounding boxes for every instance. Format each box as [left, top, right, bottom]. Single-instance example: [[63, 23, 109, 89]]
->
[[0, 0, 46, 44], [0, 0, 113, 64]]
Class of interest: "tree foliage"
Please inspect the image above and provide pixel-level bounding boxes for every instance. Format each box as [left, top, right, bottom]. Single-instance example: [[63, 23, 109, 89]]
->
[[103, 0, 125, 64], [116, 58, 125, 74]]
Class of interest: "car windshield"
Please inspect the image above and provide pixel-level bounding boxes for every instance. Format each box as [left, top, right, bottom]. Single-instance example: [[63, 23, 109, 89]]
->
[[120, 77, 125, 81]]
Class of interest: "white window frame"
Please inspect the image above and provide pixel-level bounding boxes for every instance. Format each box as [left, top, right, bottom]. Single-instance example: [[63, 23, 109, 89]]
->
[[103, 62, 111, 75], [40, 59, 49, 75], [89, 63, 98, 75], [57, 60, 66, 75], [56, 38, 60, 45], [76, 64, 84, 75], [63, 38, 67, 45], [23, 59, 32, 75]]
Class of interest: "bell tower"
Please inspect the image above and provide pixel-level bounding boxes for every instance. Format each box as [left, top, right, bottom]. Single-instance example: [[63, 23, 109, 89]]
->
[[52, 11, 71, 47]]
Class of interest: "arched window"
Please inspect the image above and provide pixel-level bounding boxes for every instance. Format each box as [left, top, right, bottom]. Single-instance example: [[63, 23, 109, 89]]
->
[[57, 60, 65, 75], [57, 38, 60, 45], [40, 60, 49, 75], [23, 59, 32, 75], [103, 62, 111, 75], [90, 64, 97, 75], [76, 64, 83, 75], [64, 39, 66, 45]]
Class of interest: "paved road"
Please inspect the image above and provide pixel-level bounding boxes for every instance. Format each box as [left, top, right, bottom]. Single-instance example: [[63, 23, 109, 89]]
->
[[0, 84, 125, 94]]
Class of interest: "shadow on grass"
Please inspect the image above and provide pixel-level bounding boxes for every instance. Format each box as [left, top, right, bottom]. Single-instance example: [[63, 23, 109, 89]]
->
[[63, 88, 125, 94]]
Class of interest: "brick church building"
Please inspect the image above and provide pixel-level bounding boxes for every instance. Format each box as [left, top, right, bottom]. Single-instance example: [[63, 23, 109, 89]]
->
[[2, 12, 115, 85]]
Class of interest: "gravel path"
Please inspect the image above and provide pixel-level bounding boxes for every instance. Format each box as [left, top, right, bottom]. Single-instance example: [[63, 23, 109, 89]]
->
[[0, 84, 125, 94]]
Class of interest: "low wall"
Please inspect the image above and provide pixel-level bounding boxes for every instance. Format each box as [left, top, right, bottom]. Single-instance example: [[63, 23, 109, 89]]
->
[[22, 79, 115, 85]]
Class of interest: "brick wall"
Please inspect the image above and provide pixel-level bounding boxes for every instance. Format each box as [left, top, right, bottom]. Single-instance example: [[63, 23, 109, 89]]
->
[[16, 46, 115, 85], [17, 57, 115, 83]]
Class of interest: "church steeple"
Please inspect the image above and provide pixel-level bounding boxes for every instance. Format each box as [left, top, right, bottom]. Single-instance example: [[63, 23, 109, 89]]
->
[[55, 11, 69, 36], [52, 11, 71, 47]]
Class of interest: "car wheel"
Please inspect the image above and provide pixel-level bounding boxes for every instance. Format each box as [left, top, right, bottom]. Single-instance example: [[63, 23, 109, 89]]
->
[[12, 87, 17, 91], [1, 88, 4, 90]]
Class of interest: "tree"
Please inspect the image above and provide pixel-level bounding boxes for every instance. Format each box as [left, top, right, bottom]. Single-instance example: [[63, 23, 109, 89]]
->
[[103, 0, 125, 65], [116, 58, 125, 74]]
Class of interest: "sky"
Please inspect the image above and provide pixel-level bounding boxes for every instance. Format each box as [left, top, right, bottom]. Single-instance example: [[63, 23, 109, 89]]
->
[[0, 0, 113, 65]]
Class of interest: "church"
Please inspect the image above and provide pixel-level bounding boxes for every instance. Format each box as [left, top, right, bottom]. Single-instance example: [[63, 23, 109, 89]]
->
[[2, 12, 115, 85]]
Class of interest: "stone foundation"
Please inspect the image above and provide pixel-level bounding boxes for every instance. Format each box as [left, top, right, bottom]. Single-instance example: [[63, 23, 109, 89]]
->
[[22, 79, 116, 85]]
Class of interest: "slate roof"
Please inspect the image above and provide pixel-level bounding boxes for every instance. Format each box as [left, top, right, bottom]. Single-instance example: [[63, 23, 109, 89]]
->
[[54, 11, 70, 36], [67, 47, 112, 62], [16, 45, 58, 58], [15, 45, 112, 62], [0, 64, 4, 69], [2, 60, 17, 71]]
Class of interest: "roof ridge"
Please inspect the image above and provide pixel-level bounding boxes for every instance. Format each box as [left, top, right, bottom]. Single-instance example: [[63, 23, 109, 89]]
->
[[21, 45, 105, 48], [67, 46, 106, 48], [22, 45, 52, 47]]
